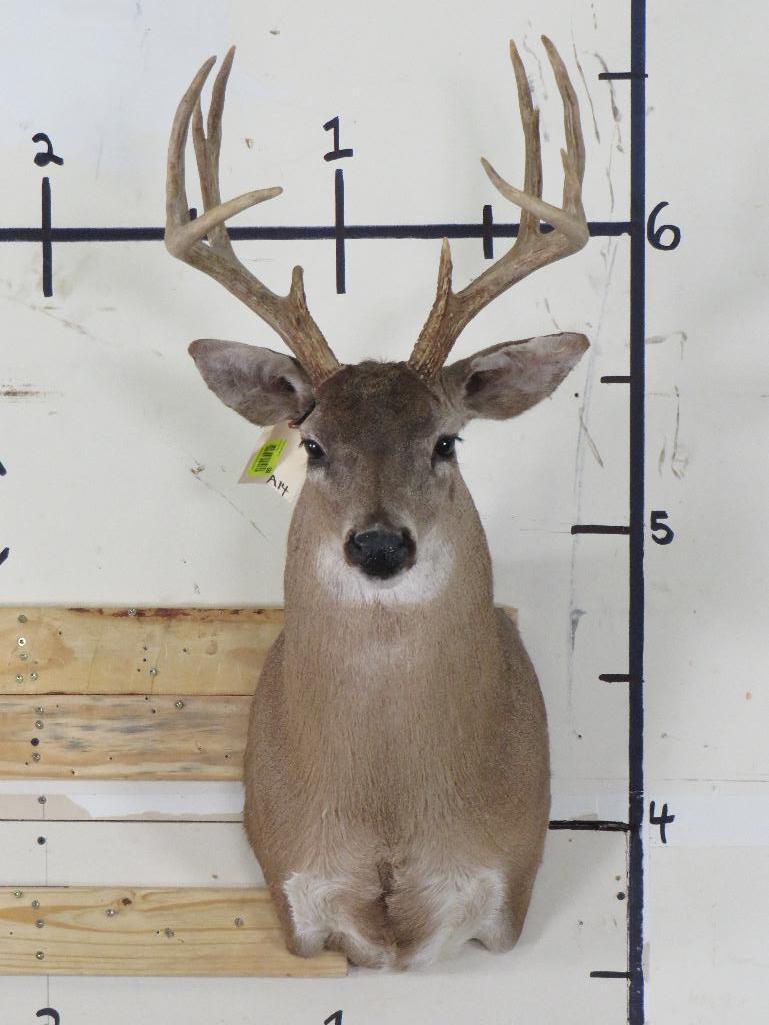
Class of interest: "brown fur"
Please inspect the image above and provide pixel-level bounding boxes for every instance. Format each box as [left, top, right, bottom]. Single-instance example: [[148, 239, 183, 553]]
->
[[242, 362, 552, 968]]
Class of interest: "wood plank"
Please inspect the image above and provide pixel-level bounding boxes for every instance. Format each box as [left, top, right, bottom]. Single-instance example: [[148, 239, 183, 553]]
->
[[1, 605, 516, 698], [1, 607, 283, 696], [0, 696, 249, 780], [0, 886, 346, 976], [0, 606, 516, 780]]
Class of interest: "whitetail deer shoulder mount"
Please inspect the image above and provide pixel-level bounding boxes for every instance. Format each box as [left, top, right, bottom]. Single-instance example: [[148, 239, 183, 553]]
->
[[166, 37, 589, 969]]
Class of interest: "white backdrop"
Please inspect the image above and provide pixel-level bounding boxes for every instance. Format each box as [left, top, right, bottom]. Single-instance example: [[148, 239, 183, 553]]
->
[[1, 1, 767, 1022]]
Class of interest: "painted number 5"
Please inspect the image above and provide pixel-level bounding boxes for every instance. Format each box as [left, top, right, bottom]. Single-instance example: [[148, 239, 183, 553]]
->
[[650, 510, 675, 546]]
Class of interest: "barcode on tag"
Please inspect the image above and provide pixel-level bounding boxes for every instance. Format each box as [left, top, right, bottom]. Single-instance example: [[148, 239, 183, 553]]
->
[[246, 438, 287, 478]]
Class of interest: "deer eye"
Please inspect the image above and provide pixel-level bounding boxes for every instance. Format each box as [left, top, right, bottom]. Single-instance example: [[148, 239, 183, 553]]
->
[[433, 435, 459, 459], [302, 438, 326, 462]]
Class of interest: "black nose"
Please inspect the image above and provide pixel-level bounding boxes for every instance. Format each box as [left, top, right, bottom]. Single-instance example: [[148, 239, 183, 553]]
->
[[344, 526, 416, 579]]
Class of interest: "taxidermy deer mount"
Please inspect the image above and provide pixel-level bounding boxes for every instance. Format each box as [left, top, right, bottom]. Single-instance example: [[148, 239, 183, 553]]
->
[[165, 36, 588, 969]]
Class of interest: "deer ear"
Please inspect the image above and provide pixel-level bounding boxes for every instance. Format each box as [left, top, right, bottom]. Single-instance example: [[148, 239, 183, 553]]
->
[[188, 339, 315, 426], [442, 332, 589, 421]]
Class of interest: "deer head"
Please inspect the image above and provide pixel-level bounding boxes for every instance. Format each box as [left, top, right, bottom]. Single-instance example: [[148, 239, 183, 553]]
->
[[166, 38, 589, 585]]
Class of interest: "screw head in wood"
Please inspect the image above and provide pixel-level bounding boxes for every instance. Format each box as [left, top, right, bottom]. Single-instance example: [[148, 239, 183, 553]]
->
[[17, 637, 26, 646], [36, 706, 44, 714], [234, 917, 244, 928], [164, 927, 174, 938], [13, 890, 23, 898], [35, 720, 44, 729], [35, 919, 44, 928], [18, 614, 27, 623], [38, 796, 46, 804], [20, 652, 29, 661], [30, 672, 39, 681], [106, 908, 117, 917], [175, 700, 184, 709], [15, 674, 23, 682], [149, 667, 158, 676], [32, 753, 41, 762], [127, 608, 137, 616], [31, 900, 40, 908], [35, 951, 44, 960]]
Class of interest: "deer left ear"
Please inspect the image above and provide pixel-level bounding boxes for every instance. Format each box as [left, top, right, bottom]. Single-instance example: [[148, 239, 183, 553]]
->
[[442, 332, 589, 421]]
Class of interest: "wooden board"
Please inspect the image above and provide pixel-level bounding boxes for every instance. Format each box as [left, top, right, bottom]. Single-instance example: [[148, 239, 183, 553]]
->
[[0, 886, 346, 976], [0, 605, 515, 779], [0, 696, 249, 780], [1, 607, 283, 696]]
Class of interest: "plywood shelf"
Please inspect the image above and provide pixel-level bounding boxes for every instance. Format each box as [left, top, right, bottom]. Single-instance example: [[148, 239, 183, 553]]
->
[[2, 606, 282, 696], [0, 886, 346, 976], [0, 695, 249, 780]]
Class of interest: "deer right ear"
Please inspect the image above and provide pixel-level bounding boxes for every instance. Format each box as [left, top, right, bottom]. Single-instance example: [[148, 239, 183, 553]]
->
[[188, 339, 315, 426]]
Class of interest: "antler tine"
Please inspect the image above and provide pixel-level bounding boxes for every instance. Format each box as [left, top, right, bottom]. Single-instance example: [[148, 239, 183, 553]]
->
[[541, 36, 586, 212], [191, 46, 236, 256], [508, 38, 542, 241], [408, 37, 589, 379], [165, 50, 340, 386]]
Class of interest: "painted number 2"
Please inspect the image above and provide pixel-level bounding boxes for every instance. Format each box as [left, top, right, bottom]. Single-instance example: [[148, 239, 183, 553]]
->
[[37, 1011, 60, 1025], [650, 510, 675, 545]]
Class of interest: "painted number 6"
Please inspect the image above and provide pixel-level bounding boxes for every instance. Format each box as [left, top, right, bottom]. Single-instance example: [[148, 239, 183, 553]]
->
[[647, 201, 681, 251]]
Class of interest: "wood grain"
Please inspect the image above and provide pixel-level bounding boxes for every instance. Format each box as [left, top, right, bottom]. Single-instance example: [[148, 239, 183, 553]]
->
[[0, 886, 346, 976], [1, 607, 283, 696], [0, 695, 249, 780]]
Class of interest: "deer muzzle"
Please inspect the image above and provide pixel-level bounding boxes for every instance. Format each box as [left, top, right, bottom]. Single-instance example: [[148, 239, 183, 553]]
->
[[344, 525, 417, 580]]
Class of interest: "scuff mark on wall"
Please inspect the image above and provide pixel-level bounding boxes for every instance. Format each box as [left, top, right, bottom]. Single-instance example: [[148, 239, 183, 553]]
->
[[570, 608, 586, 648], [646, 330, 687, 361], [670, 385, 689, 479], [0, 385, 55, 401], [191, 474, 268, 540], [579, 410, 605, 468], [593, 53, 624, 152], [543, 297, 562, 332], [571, 39, 600, 144]]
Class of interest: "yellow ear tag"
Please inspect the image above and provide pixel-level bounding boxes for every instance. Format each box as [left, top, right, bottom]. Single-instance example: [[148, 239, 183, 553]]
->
[[239, 420, 306, 503]]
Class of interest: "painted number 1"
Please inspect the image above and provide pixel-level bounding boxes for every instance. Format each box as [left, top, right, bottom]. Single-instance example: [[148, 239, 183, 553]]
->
[[323, 116, 353, 161]]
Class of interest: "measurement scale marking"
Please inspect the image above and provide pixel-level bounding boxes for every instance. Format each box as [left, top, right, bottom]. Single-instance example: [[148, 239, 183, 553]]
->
[[599, 71, 647, 80], [627, 1, 647, 1020], [41, 177, 52, 298], [0, 219, 631, 244], [549, 820, 630, 833], [571, 524, 630, 535]]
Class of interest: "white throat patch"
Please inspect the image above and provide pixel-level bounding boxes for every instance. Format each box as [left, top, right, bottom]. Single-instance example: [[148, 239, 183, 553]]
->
[[315, 531, 455, 606]]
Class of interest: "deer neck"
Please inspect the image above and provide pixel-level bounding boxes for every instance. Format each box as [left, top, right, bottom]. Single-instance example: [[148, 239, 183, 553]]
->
[[281, 479, 501, 710]]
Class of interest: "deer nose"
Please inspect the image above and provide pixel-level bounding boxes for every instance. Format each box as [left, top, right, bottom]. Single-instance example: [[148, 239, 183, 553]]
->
[[344, 525, 416, 579]]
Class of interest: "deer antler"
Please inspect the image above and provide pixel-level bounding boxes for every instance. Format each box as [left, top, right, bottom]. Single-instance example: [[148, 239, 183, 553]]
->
[[165, 47, 340, 386], [408, 36, 589, 379]]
